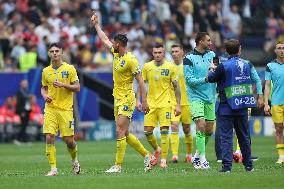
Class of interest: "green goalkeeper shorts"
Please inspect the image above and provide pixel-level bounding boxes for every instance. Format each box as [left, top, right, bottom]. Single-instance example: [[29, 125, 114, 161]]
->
[[189, 100, 215, 122]]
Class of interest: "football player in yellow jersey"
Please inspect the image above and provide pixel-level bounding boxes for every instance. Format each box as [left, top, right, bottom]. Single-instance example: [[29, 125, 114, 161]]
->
[[41, 43, 81, 176], [138, 43, 181, 168], [91, 12, 153, 173], [170, 44, 193, 163]]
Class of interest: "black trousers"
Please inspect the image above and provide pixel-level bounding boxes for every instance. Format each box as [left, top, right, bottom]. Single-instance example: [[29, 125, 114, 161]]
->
[[18, 111, 30, 142]]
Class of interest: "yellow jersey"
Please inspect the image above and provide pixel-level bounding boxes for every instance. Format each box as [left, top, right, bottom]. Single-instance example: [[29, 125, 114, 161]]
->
[[171, 63, 189, 106], [42, 62, 79, 111], [111, 47, 140, 100], [142, 60, 177, 108]]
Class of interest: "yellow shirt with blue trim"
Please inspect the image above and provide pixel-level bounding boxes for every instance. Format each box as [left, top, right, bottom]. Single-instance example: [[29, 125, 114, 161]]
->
[[171, 63, 189, 106], [142, 60, 177, 108], [111, 47, 140, 100], [41, 62, 79, 111]]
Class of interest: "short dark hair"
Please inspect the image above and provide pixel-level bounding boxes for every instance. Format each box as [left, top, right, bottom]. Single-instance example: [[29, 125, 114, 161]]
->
[[153, 43, 164, 49], [171, 44, 183, 49], [195, 32, 209, 45], [48, 42, 63, 50], [114, 34, 128, 47], [224, 39, 240, 55]]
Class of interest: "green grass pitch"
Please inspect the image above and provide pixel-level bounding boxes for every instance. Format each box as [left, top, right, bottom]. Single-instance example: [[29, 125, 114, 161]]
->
[[0, 137, 283, 189]]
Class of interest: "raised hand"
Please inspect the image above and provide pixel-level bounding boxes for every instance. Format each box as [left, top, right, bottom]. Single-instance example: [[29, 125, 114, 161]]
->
[[53, 80, 65, 88], [91, 11, 99, 25]]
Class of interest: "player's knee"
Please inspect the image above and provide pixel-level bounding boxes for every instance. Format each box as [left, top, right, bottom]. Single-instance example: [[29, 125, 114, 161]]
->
[[275, 124, 284, 133], [45, 134, 55, 144], [205, 132, 213, 136], [171, 124, 179, 132], [116, 127, 122, 136], [66, 140, 76, 149], [183, 127, 190, 135]]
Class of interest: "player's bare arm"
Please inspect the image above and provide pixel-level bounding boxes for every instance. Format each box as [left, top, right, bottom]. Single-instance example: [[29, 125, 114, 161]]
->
[[41, 86, 52, 103], [257, 94, 264, 109], [264, 80, 271, 115], [173, 80, 181, 116], [136, 74, 150, 114], [53, 80, 80, 92], [91, 11, 112, 49]]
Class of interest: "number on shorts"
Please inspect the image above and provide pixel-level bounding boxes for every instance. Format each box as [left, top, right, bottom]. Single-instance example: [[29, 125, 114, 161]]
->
[[69, 121, 75, 128], [166, 112, 171, 119]]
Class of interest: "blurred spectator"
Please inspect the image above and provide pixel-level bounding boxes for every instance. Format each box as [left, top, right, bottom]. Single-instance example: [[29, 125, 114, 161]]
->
[[47, 9, 61, 32], [15, 79, 31, 142], [92, 45, 113, 70], [182, 0, 194, 37], [34, 17, 51, 41], [207, 3, 222, 48], [127, 23, 145, 47], [0, 96, 20, 142], [3, 56, 18, 72], [37, 36, 49, 67], [155, 0, 171, 23], [62, 17, 81, 42], [0, 96, 21, 126], [22, 23, 39, 46], [0, 20, 12, 58], [225, 4, 242, 38], [3, 0, 16, 18], [133, 46, 149, 68], [81, 43, 93, 69], [19, 45, 37, 71], [264, 10, 279, 52], [29, 95, 43, 125], [195, 8, 208, 33], [10, 38, 26, 66], [139, 4, 149, 29], [113, 0, 132, 25]]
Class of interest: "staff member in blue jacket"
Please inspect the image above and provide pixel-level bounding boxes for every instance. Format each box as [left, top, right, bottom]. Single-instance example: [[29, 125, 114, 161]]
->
[[205, 39, 263, 172]]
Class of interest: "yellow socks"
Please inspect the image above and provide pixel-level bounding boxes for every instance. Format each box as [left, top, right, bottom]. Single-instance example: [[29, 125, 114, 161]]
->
[[185, 133, 193, 155], [161, 129, 169, 159], [276, 144, 284, 156], [236, 139, 241, 152], [68, 145, 78, 161], [126, 133, 148, 157], [145, 131, 158, 151], [170, 132, 179, 156], [115, 137, 127, 165], [46, 143, 56, 169]]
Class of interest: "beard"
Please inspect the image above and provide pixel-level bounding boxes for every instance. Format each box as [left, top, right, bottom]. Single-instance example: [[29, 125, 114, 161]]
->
[[113, 48, 118, 53]]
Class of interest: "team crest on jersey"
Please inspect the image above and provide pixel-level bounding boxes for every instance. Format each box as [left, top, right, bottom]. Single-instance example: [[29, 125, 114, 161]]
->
[[120, 60, 125, 67], [123, 105, 129, 111]]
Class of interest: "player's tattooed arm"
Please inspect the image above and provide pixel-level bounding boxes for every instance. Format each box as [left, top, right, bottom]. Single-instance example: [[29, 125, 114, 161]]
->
[[135, 74, 150, 114], [91, 11, 112, 49]]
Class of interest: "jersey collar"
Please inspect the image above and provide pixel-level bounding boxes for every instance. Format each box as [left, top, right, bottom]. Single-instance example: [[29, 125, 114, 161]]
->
[[274, 59, 284, 65], [193, 48, 210, 56]]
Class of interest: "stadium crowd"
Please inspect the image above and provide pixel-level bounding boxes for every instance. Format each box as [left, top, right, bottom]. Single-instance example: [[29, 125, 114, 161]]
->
[[1, 0, 284, 72]]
